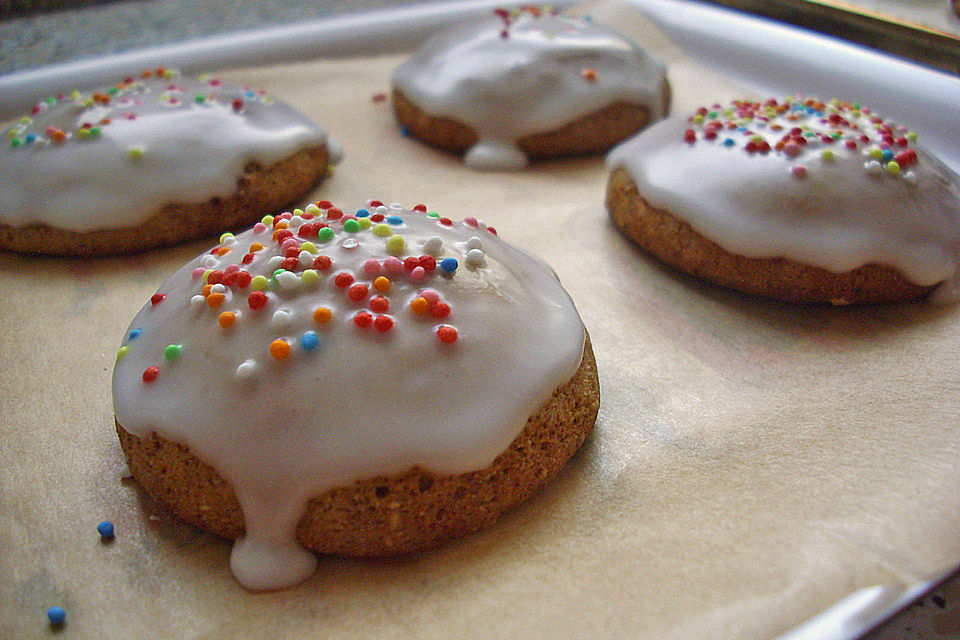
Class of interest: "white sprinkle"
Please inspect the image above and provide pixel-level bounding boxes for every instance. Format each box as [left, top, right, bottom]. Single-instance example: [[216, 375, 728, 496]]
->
[[211, 283, 227, 294], [903, 170, 917, 185], [298, 250, 313, 267], [276, 271, 300, 291], [341, 238, 359, 250], [267, 255, 284, 271], [288, 215, 304, 229], [271, 309, 293, 328], [864, 160, 882, 175], [221, 235, 237, 246], [235, 359, 258, 382], [375, 205, 389, 216], [423, 236, 443, 255], [466, 236, 482, 250], [466, 248, 485, 267], [389, 203, 404, 213], [200, 254, 218, 268], [190, 295, 206, 310]]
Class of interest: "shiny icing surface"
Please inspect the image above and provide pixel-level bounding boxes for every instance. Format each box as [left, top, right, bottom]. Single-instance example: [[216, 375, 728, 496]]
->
[[1, 68, 332, 232], [112, 201, 586, 590], [393, 7, 668, 170], [607, 97, 960, 295]]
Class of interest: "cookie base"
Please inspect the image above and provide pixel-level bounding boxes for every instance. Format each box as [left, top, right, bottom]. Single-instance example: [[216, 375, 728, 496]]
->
[[393, 88, 660, 161], [606, 167, 937, 304], [0, 146, 329, 257], [117, 336, 599, 557]]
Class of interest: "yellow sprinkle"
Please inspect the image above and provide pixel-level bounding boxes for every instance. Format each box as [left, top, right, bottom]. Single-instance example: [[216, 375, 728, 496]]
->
[[300, 241, 316, 253], [261, 215, 274, 226], [386, 234, 405, 254], [313, 307, 332, 324], [116, 346, 129, 360], [358, 218, 372, 230], [372, 223, 392, 237], [410, 297, 428, 315], [301, 269, 320, 286], [373, 276, 390, 292], [250, 275, 269, 290], [292, 208, 304, 216], [219, 232, 234, 243], [202, 269, 213, 284], [127, 145, 144, 159]]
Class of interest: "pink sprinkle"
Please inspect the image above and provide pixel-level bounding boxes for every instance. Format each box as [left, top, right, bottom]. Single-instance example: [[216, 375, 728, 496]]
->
[[362, 259, 381, 276], [383, 256, 404, 275], [783, 142, 801, 157], [253, 222, 267, 233], [281, 238, 299, 251], [410, 266, 426, 283], [420, 288, 440, 305], [192, 267, 205, 279], [792, 165, 807, 179], [463, 216, 478, 227]]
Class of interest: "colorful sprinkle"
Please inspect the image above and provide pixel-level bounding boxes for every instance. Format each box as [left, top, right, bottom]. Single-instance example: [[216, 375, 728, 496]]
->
[[142, 366, 159, 383], [313, 307, 332, 323], [437, 325, 458, 344], [97, 520, 115, 539], [300, 331, 320, 351], [47, 606, 66, 627], [269, 339, 291, 360]]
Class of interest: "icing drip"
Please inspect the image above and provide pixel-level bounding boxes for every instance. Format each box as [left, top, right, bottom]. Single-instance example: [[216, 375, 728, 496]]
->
[[607, 97, 960, 292], [112, 201, 585, 590], [1, 68, 332, 232], [393, 7, 668, 170]]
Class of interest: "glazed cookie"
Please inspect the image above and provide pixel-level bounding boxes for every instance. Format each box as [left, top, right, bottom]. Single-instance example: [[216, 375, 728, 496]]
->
[[392, 6, 668, 170], [1, 68, 337, 256], [113, 200, 599, 590], [606, 97, 960, 303]]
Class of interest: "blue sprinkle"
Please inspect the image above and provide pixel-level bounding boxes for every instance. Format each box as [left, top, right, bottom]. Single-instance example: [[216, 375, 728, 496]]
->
[[25, 133, 36, 144], [736, 126, 747, 132], [47, 606, 66, 626], [355, 208, 370, 218], [386, 215, 403, 225], [244, 90, 255, 97], [881, 149, 894, 161], [400, 126, 410, 137], [300, 331, 320, 352], [97, 520, 115, 539], [128, 329, 142, 341], [723, 138, 735, 147], [440, 258, 458, 273]]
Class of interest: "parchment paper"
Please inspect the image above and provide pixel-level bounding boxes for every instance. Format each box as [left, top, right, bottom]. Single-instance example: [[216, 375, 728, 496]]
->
[[2, 5, 959, 638]]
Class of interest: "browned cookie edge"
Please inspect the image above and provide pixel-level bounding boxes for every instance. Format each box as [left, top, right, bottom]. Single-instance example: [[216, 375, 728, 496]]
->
[[0, 146, 329, 257], [605, 167, 937, 304], [117, 335, 600, 556], [393, 88, 655, 160]]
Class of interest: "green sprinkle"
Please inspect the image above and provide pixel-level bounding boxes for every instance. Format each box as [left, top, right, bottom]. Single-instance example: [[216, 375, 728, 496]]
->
[[116, 346, 129, 360], [202, 269, 213, 283], [89, 126, 101, 137], [272, 268, 286, 281], [194, 94, 206, 104], [317, 227, 335, 242], [250, 275, 269, 290], [803, 131, 815, 138], [343, 219, 360, 233], [164, 344, 182, 362], [386, 234, 405, 254], [9, 138, 20, 149], [108, 87, 118, 95], [427, 211, 440, 218]]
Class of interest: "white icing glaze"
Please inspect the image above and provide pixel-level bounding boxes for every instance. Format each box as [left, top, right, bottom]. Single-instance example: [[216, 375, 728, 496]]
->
[[112, 203, 585, 590], [1, 69, 331, 232], [607, 97, 960, 291], [393, 8, 668, 170]]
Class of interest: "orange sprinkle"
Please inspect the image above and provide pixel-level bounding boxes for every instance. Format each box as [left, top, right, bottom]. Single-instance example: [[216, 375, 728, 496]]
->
[[218, 311, 236, 328], [410, 297, 428, 315], [249, 242, 264, 252], [49, 128, 66, 143], [141, 70, 153, 78], [217, 247, 231, 256], [270, 339, 291, 360], [373, 276, 391, 292], [272, 229, 281, 241], [93, 91, 111, 105], [275, 220, 288, 230], [582, 68, 598, 82], [313, 307, 332, 324], [202, 284, 213, 297], [206, 292, 225, 307]]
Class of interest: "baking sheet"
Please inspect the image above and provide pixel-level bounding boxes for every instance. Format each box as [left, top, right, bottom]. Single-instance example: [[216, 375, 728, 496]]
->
[[2, 4, 960, 639]]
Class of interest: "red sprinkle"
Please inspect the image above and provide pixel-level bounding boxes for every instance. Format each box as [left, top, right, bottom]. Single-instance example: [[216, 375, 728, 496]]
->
[[487, 227, 497, 235], [232, 98, 244, 112], [317, 199, 333, 209], [281, 257, 299, 271], [369, 199, 384, 207], [370, 213, 385, 223], [370, 296, 389, 313], [403, 257, 420, 271], [313, 255, 332, 271], [437, 325, 458, 344], [439, 217, 453, 226], [374, 315, 394, 332], [235, 271, 253, 288], [248, 291, 267, 310], [327, 207, 343, 220], [242, 253, 255, 264], [150, 293, 166, 306], [371, 92, 387, 103], [683, 129, 696, 143], [207, 270, 224, 285], [431, 301, 451, 320], [348, 283, 369, 302], [142, 366, 159, 383], [334, 272, 354, 288], [419, 255, 436, 271], [413, 204, 427, 212], [354, 312, 373, 328]]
